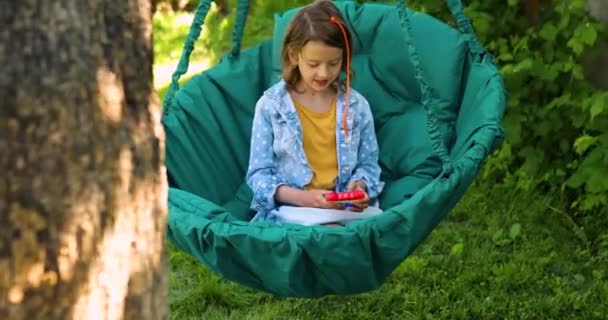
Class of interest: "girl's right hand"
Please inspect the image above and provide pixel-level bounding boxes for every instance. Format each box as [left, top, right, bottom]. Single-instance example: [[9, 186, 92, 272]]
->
[[301, 189, 343, 209]]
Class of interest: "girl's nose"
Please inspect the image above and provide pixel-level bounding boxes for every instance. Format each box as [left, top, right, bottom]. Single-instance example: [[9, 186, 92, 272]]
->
[[317, 65, 328, 78]]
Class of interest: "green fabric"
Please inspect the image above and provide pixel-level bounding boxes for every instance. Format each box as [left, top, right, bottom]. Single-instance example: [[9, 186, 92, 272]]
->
[[395, 1, 452, 174], [164, 41, 274, 208], [162, 0, 506, 298]]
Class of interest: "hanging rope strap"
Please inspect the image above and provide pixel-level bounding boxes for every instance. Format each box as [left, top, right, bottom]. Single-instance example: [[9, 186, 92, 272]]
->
[[163, 0, 212, 112], [444, 0, 484, 57], [163, 0, 251, 112], [396, 0, 488, 175], [394, 2, 435, 174], [230, 0, 250, 58]]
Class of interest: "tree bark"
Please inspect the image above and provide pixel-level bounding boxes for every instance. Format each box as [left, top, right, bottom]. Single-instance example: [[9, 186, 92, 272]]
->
[[0, 1, 168, 319], [586, 0, 608, 89]]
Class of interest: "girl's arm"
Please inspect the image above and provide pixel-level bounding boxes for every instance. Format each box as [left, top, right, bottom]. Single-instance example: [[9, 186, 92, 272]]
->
[[275, 185, 308, 207], [347, 98, 385, 199], [245, 98, 288, 211], [275, 185, 342, 209]]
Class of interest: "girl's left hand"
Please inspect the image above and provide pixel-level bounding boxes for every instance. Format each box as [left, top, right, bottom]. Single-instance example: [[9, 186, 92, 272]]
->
[[345, 180, 369, 212]]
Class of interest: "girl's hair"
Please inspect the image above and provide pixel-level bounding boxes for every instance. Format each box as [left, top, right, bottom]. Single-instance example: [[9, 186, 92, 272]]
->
[[281, 0, 353, 91]]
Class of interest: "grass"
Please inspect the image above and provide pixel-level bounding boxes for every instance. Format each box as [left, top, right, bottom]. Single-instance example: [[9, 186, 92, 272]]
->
[[164, 181, 607, 319], [153, 5, 608, 319]]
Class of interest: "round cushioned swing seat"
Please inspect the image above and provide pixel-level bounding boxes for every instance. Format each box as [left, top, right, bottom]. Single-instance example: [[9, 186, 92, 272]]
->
[[163, 1, 505, 298]]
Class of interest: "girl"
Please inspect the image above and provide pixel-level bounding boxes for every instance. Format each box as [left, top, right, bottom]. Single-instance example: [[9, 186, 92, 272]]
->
[[246, 0, 384, 226]]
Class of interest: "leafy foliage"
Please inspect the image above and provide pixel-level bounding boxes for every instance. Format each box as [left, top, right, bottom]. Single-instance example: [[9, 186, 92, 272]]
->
[[406, 0, 608, 212], [460, 0, 608, 212]]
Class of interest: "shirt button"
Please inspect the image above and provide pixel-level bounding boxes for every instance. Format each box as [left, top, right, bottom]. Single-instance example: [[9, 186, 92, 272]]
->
[[342, 166, 350, 173], [344, 138, 351, 144]]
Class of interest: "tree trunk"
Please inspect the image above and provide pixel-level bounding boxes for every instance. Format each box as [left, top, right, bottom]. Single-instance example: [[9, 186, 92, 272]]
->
[[586, 0, 608, 89], [0, 1, 168, 319]]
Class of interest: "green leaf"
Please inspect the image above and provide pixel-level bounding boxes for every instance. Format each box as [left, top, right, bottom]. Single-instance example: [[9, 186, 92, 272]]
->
[[515, 58, 534, 72], [559, 12, 571, 29], [573, 136, 598, 155], [535, 121, 554, 136], [586, 164, 608, 192], [572, 102, 588, 127], [570, 0, 586, 10], [519, 147, 543, 174], [509, 223, 522, 240], [565, 171, 587, 189], [565, 149, 604, 189], [580, 193, 608, 210], [580, 148, 604, 166], [590, 97, 606, 119], [450, 243, 464, 256], [504, 114, 524, 145], [581, 24, 598, 45], [599, 133, 608, 145], [572, 64, 585, 80], [568, 37, 584, 55], [492, 229, 503, 243], [539, 64, 560, 81], [546, 93, 573, 110], [540, 23, 558, 41], [498, 52, 514, 62], [560, 139, 571, 153]]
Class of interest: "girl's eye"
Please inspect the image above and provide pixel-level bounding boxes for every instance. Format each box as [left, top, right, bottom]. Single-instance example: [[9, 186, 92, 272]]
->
[[308, 64, 319, 68]]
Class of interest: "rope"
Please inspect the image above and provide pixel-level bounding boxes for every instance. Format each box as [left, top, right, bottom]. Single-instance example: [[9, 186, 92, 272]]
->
[[163, 0, 251, 112], [163, 0, 213, 113], [230, 0, 250, 58], [444, 0, 484, 56]]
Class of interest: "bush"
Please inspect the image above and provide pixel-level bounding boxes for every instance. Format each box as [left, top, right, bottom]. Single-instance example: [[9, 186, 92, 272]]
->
[[483, 1, 606, 212], [407, 0, 607, 213]]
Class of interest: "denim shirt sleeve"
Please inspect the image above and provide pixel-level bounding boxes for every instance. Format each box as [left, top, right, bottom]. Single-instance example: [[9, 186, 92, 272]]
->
[[348, 97, 385, 198], [246, 97, 287, 211]]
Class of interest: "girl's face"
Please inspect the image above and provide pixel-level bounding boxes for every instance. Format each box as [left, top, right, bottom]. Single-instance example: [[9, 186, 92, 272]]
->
[[290, 40, 343, 94]]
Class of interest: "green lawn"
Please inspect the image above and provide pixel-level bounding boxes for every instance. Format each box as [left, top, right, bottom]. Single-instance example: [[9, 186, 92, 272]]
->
[[165, 181, 607, 319], [153, 9, 607, 320]]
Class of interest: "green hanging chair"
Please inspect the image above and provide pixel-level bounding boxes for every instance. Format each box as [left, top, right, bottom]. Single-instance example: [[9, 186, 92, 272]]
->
[[162, 0, 506, 298]]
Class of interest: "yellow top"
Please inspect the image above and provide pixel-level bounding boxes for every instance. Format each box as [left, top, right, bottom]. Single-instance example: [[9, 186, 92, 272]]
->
[[293, 97, 338, 190]]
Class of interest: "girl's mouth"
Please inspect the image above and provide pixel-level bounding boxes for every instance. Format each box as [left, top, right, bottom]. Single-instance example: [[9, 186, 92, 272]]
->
[[314, 80, 328, 86]]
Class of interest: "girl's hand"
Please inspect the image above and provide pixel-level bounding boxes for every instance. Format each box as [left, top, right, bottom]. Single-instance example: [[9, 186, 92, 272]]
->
[[345, 180, 370, 212], [301, 189, 343, 209]]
